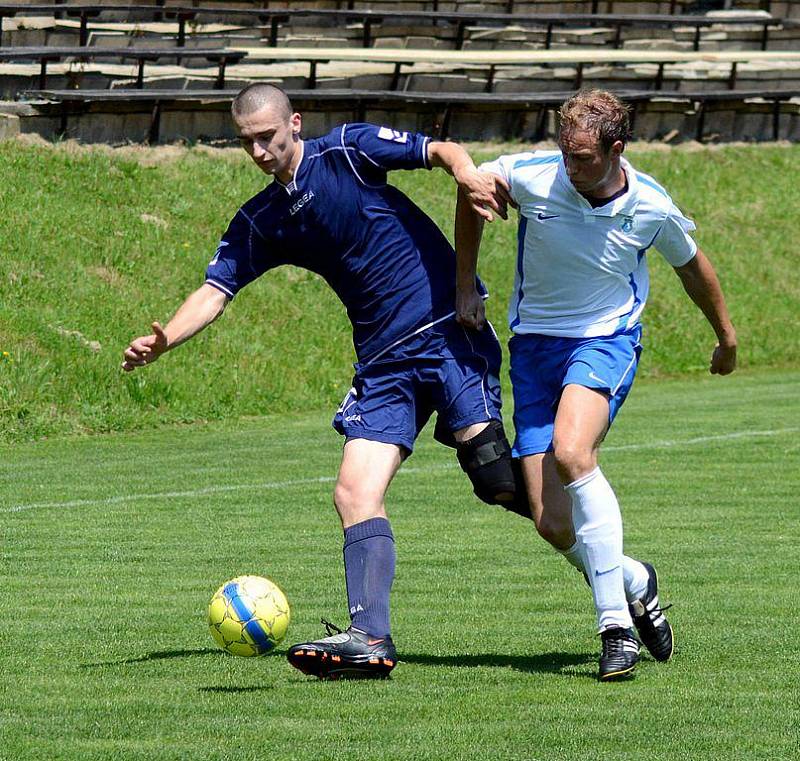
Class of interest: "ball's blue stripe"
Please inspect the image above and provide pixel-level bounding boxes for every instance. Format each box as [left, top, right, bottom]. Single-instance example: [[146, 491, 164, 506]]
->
[[223, 581, 273, 652], [244, 620, 274, 652]]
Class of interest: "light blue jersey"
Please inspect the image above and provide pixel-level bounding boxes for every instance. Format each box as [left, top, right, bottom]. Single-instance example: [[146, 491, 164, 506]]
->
[[480, 151, 697, 338]]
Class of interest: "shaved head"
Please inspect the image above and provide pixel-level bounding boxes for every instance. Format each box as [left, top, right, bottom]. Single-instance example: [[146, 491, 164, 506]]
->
[[232, 83, 293, 121], [232, 83, 302, 183]]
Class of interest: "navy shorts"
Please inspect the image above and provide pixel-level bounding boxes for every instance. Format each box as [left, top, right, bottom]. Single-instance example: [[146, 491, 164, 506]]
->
[[510, 325, 642, 457], [332, 321, 503, 453]]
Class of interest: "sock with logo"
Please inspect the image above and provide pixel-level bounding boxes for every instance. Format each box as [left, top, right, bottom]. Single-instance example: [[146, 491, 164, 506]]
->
[[342, 517, 395, 639], [559, 539, 649, 603], [565, 467, 632, 632]]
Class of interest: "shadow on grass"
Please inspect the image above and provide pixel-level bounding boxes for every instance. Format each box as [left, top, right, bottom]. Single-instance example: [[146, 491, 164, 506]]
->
[[198, 685, 272, 694], [401, 650, 595, 678], [82, 647, 223, 668]]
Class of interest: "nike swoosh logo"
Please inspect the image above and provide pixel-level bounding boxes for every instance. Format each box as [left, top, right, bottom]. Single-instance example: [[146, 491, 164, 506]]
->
[[595, 567, 620, 577], [588, 372, 608, 385], [537, 212, 559, 220], [367, 638, 385, 646]]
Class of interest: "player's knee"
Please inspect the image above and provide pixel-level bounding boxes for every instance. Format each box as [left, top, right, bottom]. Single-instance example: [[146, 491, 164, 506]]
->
[[333, 480, 381, 520], [552, 441, 594, 483], [456, 421, 532, 520]]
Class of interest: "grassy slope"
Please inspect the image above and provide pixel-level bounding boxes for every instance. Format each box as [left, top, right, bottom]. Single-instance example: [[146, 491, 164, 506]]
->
[[1, 141, 798, 442], [1, 369, 798, 760]]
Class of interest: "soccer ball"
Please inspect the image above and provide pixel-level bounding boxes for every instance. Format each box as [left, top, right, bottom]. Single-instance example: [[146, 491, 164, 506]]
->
[[208, 575, 290, 657]]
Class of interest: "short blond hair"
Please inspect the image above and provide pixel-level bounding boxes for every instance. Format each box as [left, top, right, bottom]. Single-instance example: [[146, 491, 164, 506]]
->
[[558, 90, 631, 151]]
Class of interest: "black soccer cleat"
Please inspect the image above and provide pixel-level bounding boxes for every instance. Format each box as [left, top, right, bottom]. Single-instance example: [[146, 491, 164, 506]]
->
[[599, 626, 640, 681], [287, 619, 397, 680], [629, 562, 674, 662]]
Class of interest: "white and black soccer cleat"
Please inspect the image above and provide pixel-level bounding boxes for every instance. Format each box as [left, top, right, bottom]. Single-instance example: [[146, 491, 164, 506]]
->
[[629, 562, 674, 662], [599, 626, 640, 681], [287, 619, 397, 680]]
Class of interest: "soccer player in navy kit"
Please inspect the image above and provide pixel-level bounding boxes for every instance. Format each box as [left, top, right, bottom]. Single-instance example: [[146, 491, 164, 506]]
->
[[122, 83, 523, 679], [456, 90, 737, 681]]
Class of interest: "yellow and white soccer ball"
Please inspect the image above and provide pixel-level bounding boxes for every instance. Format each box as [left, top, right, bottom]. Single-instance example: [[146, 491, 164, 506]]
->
[[208, 575, 290, 657]]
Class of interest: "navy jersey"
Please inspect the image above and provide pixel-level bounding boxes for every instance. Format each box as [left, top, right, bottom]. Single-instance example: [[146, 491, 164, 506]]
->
[[205, 123, 485, 364]]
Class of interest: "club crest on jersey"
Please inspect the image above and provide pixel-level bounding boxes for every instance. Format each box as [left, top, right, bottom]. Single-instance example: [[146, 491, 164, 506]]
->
[[377, 126, 408, 143], [290, 190, 315, 216], [620, 216, 634, 233]]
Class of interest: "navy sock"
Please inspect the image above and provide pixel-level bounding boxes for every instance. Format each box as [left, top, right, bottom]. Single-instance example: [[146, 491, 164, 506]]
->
[[343, 517, 395, 639]]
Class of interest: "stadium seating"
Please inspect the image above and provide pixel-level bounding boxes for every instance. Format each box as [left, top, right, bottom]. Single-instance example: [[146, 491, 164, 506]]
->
[[14, 85, 800, 143], [2, 0, 800, 142], [2, 4, 798, 51], [0, 46, 244, 91]]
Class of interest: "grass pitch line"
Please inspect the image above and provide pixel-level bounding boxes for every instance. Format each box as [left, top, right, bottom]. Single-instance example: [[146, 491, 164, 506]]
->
[[3, 426, 796, 514], [603, 427, 799, 452]]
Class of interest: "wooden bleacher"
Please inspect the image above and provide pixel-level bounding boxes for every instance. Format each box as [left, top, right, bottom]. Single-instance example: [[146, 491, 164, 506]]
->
[[4, 43, 800, 92], [86, 1, 800, 16], [3, 0, 800, 142], [223, 45, 800, 91], [21, 85, 800, 142], [0, 45, 245, 86], [2, 4, 798, 51]]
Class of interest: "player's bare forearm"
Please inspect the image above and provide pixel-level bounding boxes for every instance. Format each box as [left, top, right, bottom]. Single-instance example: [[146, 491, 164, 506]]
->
[[454, 188, 486, 330], [455, 188, 484, 289], [674, 248, 737, 374], [163, 284, 229, 349], [121, 284, 228, 372], [427, 140, 476, 180], [427, 141, 512, 221]]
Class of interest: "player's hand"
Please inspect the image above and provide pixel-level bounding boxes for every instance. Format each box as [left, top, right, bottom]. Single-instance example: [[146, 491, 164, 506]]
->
[[456, 288, 486, 331], [455, 168, 515, 222], [710, 340, 737, 375], [121, 321, 169, 372]]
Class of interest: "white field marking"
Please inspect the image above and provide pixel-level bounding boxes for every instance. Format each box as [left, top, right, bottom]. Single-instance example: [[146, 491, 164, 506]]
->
[[603, 427, 799, 452], [2, 427, 796, 514]]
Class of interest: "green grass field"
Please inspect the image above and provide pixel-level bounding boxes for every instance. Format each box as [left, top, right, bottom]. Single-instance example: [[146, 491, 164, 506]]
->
[[2, 141, 799, 442], [2, 368, 797, 761]]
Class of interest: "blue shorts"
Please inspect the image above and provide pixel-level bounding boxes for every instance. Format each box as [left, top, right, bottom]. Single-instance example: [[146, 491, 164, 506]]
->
[[509, 326, 642, 457], [332, 321, 503, 453]]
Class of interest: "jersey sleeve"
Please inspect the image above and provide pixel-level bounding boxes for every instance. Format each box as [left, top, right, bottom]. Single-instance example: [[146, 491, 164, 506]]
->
[[652, 203, 698, 267], [340, 123, 431, 179], [204, 209, 276, 298]]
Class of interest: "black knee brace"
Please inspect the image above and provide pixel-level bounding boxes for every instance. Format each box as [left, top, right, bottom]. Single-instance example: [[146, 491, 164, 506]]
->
[[456, 421, 532, 519]]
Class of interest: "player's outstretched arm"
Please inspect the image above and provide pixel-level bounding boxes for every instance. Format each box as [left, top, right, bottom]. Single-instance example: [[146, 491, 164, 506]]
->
[[454, 187, 487, 331], [121, 284, 229, 372], [427, 141, 514, 222], [673, 248, 737, 375]]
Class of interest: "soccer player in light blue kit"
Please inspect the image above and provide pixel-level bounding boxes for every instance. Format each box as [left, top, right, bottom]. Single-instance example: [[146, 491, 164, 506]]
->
[[455, 90, 737, 680], [122, 84, 525, 679]]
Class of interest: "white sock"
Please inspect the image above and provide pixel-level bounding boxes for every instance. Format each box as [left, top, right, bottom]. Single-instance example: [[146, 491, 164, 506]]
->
[[623, 557, 649, 603], [559, 540, 648, 604], [565, 467, 632, 632], [558, 541, 586, 573]]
